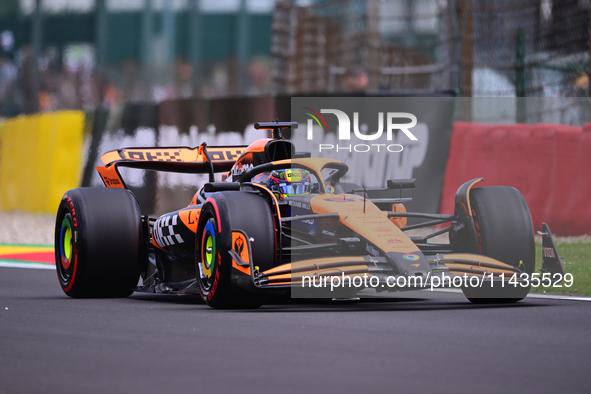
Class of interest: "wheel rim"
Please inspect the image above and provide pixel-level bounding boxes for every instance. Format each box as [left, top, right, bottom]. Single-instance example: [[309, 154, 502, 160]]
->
[[61, 217, 72, 268], [57, 213, 75, 284], [200, 219, 217, 290]]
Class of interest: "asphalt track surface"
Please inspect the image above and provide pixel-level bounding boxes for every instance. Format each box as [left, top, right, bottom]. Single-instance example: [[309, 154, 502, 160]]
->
[[1, 267, 590, 394]]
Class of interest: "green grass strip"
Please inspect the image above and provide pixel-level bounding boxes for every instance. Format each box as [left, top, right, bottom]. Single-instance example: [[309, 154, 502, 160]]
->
[[533, 241, 591, 296]]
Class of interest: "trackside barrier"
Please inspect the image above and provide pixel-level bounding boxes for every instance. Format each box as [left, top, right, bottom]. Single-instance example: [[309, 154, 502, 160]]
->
[[0, 111, 84, 213], [83, 94, 456, 217], [440, 122, 591, 236], [2, 95, 454, 216]]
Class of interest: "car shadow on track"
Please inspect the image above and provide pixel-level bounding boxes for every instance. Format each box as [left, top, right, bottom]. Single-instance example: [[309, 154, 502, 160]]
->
[[130, 293, 205, 305], [243, 298, 548, 313], [127, 292, 550, 313]]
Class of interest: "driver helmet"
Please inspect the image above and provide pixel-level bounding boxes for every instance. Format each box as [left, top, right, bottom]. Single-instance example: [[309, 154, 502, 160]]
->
[[268, 169, 311, 199]]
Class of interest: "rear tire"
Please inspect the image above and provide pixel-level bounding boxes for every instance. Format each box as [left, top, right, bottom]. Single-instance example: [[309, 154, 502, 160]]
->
[[55, 188, 143, 298], [460, 186, 535, 303], [196, 191, 275, 309]]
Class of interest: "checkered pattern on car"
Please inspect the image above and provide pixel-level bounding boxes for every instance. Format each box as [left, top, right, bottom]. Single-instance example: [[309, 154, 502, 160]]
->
[[153, 215, 184, 247]]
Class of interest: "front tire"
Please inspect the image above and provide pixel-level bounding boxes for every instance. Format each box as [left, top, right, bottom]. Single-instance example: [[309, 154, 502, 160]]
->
[[196, 191, 275, 309], [55, 188, 143, 298], [459, 186, 535, 303]]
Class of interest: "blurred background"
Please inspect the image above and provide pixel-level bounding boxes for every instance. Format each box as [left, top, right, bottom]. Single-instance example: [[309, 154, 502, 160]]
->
[[0, 0, 278, 115], [0, 0, 590, 235], [0, 0, 588, 118]]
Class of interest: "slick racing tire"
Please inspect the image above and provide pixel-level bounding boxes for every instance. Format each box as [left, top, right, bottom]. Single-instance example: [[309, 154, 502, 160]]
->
[[196, 191, 275, 309], [55, 188, 143, 298], [460, 186, 535, 303]]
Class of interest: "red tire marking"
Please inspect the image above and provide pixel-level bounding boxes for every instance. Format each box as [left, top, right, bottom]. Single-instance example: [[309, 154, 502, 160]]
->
[[62, 195, 79, 293], [204, 198, 221, 232]]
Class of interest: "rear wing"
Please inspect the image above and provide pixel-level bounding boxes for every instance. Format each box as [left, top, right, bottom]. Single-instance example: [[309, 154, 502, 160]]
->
[[96, 143, 246, 189]]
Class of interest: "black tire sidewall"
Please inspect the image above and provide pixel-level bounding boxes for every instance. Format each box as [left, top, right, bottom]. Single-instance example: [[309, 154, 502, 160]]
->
[[55, 188, 143, 298], [195, 192, 275, 308], [463, 186, 535, 302]]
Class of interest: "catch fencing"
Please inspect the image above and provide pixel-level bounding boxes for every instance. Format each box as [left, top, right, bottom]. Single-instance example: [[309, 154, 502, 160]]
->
[[272, 0, 590, 124]]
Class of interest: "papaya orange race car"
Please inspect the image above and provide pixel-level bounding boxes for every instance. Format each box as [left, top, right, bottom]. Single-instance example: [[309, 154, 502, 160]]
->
[[54, 121, 565, 308]]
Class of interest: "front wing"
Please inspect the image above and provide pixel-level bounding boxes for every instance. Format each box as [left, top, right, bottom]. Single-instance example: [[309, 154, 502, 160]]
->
[[228, 228, 563, 295], [246, 253, 523, 291]]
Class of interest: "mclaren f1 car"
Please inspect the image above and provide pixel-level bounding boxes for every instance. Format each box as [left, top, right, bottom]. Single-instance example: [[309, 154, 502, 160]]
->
[[55, 121, 564, 308]]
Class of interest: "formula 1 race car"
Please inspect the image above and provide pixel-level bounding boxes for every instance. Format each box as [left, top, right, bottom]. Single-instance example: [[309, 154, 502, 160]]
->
[[55, 121, 565, 308]]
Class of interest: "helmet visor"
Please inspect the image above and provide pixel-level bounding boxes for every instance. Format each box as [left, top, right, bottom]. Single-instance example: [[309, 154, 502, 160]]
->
[[278, 182, 310, 196]]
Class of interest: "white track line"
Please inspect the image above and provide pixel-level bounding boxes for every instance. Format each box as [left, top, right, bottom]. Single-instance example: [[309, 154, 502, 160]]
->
[[420, 288, 591, 302], [525, 293, 591, 302], [0, 261, 55, 270]]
